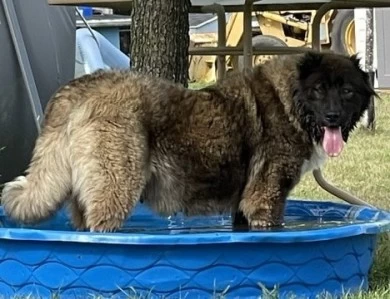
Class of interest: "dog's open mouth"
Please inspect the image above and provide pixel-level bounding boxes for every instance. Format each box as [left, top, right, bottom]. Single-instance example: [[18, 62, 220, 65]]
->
[[321, 127, 344, 158]]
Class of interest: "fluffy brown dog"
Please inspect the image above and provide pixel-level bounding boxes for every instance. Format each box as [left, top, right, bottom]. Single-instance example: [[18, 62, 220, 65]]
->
[[1, 51, 375, 232]]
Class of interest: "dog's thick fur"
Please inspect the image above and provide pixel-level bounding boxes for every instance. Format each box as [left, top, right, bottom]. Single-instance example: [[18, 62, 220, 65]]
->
[[1, 51, 376, 232]]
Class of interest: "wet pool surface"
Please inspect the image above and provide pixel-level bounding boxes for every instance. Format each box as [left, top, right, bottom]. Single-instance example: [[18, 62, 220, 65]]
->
[[0, 199, 386, 236]]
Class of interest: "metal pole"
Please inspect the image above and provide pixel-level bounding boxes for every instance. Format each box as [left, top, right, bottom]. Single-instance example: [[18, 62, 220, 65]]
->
[[2, 0, 44, 133], [311, 2, 334, 50], [364, 8, 376, 131], [243, 0, 254, 71], [188, 45, 312, 55], [75, 7, 100, 46], [202, 4, 226, 82]]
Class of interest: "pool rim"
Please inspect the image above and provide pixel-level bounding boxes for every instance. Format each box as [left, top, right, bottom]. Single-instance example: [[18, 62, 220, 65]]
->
[[0, 199, 389, 246]]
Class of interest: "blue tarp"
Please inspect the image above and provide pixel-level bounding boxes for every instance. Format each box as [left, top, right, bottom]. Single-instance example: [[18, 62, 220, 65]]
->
[[0, 0, 76, 185]]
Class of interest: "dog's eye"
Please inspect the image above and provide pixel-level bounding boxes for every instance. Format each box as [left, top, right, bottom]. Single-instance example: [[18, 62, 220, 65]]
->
[[341, 88, 353, 97], [342, 88, 351, 94]]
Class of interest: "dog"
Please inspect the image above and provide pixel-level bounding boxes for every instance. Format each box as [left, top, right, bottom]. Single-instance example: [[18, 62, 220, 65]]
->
[[1, 51, 376, 232]]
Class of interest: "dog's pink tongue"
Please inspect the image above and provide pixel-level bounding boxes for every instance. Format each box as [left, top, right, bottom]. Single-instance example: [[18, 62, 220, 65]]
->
[[322, 127, 344, 157]]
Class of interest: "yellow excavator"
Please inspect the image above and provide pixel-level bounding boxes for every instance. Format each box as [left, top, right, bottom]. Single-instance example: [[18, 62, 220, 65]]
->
[[189, 9, 356, 83]]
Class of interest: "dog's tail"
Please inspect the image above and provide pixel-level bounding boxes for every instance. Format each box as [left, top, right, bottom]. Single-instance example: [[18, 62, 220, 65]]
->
[[1, 96, 73, 224]]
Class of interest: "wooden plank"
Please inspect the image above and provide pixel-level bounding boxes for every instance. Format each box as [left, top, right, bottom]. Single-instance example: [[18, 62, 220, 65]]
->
[[47, 0, 132, 11]]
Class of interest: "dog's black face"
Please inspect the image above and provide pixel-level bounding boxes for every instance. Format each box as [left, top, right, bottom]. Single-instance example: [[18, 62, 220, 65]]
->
[[294, 51, 377, 157]]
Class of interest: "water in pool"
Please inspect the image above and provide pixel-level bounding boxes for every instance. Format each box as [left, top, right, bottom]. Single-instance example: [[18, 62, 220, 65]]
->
[[117, 215, 371, 234], [0, 209, 373, 234]]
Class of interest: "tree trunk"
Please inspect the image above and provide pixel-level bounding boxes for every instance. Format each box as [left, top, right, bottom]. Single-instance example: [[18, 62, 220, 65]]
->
[[130, 0, 190, 87]]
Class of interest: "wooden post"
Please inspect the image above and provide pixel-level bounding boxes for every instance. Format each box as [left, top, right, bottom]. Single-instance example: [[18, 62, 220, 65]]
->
[[364, 8, 376, 131]]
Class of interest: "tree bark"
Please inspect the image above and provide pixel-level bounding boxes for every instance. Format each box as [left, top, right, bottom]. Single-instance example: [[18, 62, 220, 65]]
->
[[130, 0, 190, 87]]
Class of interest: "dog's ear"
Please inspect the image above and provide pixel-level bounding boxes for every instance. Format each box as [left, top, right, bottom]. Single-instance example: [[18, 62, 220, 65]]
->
[[348, 54, 379, 129], [349, 54, 363, 70], [348, 54, 378, 101], [362, 73, 378, 99], [298, 51, 323, 80]]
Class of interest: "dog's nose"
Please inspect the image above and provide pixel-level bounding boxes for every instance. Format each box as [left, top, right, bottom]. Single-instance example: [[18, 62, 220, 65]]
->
[[325, 112, 340, 123]]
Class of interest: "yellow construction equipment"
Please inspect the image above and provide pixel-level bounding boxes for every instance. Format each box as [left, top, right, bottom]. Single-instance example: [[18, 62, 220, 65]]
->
[[189, 9, 356, 83]]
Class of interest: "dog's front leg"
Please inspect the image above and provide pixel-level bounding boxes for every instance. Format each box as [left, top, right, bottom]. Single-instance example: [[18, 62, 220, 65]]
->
[[238, 158, 301, 229]]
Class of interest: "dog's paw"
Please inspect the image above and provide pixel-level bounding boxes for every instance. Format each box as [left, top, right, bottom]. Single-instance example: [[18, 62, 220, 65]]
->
[[71, 218, 87, 232], [250, 219, 274, 228], [239, 200, 285, 230], [87, 216, 124, 233], [248, 217, 284, 230], [84, 205, 128, 233], [89, 224, 120, 233]]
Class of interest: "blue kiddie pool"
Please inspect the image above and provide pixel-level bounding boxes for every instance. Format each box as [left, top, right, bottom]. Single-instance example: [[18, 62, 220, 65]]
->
[[0, 199, 389, 299]]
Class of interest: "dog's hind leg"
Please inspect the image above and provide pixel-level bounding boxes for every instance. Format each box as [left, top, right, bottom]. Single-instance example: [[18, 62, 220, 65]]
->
[[71, 118, 148, 232]]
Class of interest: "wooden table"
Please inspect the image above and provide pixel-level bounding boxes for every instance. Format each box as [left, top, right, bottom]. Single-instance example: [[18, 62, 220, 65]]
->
[[48, 0, 390, 12], [48, 0, 131, 12], [48, 0, 390, 61]]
